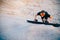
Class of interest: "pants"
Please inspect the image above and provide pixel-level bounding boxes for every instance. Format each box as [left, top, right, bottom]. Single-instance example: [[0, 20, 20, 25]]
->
[[41, 17, 49, 23]]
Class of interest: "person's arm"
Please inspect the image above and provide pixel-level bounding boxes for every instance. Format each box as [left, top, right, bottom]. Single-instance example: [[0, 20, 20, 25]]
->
[[34, 14, 37, 19], [34, 14, 38, 21], [34, 12, 40, 21], [46, 12, 53, 21], [46, 12, 53, 19]]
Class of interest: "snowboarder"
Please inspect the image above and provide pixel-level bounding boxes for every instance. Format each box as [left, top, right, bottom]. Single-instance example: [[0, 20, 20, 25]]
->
[[34, 10, 52, 23]]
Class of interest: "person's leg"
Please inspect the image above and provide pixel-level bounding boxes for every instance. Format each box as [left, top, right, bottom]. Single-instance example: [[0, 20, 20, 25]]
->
[[41, 17, 49, 23], [45, 17, 49, 23], [41, 17, 45, 23]]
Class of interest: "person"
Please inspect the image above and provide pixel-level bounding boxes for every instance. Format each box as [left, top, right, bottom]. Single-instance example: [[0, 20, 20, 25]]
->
[[34, 10, 52, 23]]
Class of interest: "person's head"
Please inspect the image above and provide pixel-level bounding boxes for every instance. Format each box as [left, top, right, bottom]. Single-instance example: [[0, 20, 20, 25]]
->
[[41, 10, 45, 13], [40, 10, 45, 17]]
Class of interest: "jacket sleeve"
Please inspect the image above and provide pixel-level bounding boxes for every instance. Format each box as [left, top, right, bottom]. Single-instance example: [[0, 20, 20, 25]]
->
[[37, 12, 41, 15], [45, 12, 50, 17]]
